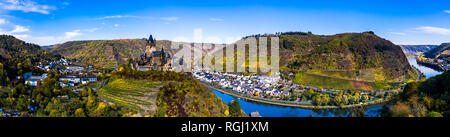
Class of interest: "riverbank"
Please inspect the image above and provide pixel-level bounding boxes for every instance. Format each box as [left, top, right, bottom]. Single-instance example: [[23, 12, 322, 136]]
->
[[201, 81, 389, 109], [408, 58, 443, 78]]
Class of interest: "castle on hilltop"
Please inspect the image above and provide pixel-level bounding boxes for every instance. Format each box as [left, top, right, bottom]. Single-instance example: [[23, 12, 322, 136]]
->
[[136, 35, 172, 71]]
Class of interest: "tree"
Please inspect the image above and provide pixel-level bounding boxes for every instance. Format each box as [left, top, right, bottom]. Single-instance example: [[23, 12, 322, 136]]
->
[[321, 94, 330, 106], [228, 100, 242, 117], [426, 111, 443, 117], [422, 96, 433, 109], [391, 101, 410, 117], [290, 94, 297, 101], [80, 87, 89, 97], [342, 95, 349, 105], [5, 97, 15, 110], [308, 89, 314, 95], [410, 102, 427, 117], [16, 95, 28, 111], [86, 88, 98, 112], [74, 108, 86, 117], [224, 109, 230, 117], [350, 96, 359, 104], [362, 95, 369, 103], [403, 82, 418, 101], [334, 96, 342, 105], [312, 94, 321, 106]]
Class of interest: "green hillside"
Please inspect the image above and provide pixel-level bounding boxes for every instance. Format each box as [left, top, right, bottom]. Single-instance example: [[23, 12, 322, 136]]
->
[[0, 35, 60, 84], [382, 70, 450, 117], [51, 39, 175, 69], [423, 43, 450, 64], [99, 69, 246, 117], [52, 39, 145, 69], [424, 43, 450, 59], [280, 32, 414, 82], [209, 32, 415, 84]]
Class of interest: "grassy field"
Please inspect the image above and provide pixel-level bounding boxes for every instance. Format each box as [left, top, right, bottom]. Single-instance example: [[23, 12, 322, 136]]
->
[[294, 71, 394, 90], [97, 78, 161, 115]]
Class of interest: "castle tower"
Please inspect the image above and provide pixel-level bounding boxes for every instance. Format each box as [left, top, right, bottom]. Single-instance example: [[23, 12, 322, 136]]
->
[[145, 35, 157, 56]]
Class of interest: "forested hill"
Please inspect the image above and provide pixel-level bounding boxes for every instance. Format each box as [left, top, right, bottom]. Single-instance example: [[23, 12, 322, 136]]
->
[[400, 45, 438, 57], [51, 39, 174, 69], [279, 32, 415, 81], [382, 70, 450, 117], [0, 35, 60, 82], [424, 43, 450, 59]]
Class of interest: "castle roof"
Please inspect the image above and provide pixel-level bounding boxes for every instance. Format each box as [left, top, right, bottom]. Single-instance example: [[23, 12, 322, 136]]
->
[[148, 35, 155, 43]]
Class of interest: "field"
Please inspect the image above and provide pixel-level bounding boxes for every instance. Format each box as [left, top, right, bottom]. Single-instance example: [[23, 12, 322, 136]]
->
[[294, 71, 394, 90], [97, 78, 162, 116]]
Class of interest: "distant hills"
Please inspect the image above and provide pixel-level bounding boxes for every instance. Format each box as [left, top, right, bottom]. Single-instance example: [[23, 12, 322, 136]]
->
[[400, 45, 438, 57], [424, 43, 450, 60]]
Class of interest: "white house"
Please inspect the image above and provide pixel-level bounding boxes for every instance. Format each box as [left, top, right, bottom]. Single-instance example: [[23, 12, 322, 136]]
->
[[81, 77, 97, 84], [25, 73, 48, 87]]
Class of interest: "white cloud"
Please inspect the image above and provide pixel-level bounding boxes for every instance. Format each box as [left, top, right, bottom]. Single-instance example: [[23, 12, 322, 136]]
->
[[64, 29, 82, 39], [21, 29, 83, 45], [114, 24, 119, 27], [13, 34, 27, 38], [0, 19, 30, 38], [0, 0, 56, 14], [415, 26, 450, 35], [9, 25, 28, 33], [388, 32, 406, 36], [0, 25, 99, 45], [209, 18, 224, 22], [0, 18, 6, 24], [160, 17, 178, 21], [96, 15, 139, 20], [83, 28, 98, 32], [445, 10, 450, 14], [61, 2, 69, 6]]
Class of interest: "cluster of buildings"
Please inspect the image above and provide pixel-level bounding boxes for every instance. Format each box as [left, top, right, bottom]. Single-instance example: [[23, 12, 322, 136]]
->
[[193, 70, 374, 102], [417, 56, 450, 71], [193, 71, 291, 98], [59, 75, 97, 88], [26, 57, 98, 87], [37, 58, 72, 71], [31, 57, 99, 87], [24, 72, 48, 86], [436, 58, 450, 71], [23, 71, 97, 87]]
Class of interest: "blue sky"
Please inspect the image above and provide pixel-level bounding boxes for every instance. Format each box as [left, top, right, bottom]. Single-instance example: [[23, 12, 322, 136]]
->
[[0, 0, 449, 45]]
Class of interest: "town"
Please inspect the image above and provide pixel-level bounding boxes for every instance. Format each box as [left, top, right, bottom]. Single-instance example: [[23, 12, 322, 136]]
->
[[193, 69, 406, 108], [23, 58, 97, 88]]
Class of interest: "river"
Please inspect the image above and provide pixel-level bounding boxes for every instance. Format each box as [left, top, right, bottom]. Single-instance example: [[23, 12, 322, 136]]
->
[[408, 58, 442, 78], [211, 58, 443, 117]]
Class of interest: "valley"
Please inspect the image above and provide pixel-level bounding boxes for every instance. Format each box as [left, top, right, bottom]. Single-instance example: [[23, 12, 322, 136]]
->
[[0, 31, 448, 117]]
